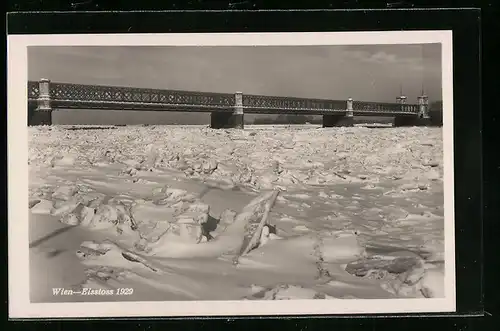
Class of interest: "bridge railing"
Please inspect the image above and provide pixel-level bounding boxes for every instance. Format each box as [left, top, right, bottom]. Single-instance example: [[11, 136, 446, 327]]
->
[[352, 101, 419, 114], [28, 81, 40, 99], [29, 81, 236, 110], [243, 94, 348, 113]]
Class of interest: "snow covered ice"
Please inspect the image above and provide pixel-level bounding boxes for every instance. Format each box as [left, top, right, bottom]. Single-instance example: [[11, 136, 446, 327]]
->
[[28, 124, 445, 302]]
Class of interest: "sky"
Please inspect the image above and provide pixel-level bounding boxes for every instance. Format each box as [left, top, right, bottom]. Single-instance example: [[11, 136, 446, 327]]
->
[[28, 44, 442, 125]]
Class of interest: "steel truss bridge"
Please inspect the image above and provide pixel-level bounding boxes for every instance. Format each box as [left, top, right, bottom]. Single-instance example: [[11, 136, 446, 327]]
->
[[27, 80, 437, 128], [28, 81, 422, 116]]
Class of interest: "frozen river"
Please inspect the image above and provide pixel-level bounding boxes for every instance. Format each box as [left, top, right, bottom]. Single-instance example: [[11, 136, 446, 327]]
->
[[28, 124, 445, 302]]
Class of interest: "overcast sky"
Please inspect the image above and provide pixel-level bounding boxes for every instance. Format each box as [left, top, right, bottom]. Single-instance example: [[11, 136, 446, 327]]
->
[[28, 44, 442, 125]]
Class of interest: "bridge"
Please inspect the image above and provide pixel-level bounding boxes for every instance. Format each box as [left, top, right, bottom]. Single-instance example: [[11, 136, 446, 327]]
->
[[27, 79, 442, 128]]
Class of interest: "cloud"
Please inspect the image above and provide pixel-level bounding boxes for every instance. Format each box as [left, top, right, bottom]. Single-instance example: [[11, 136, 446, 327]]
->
[[347, 49, 424, 72], [29, 45, 441, 104], [367, 51, 398, 63]]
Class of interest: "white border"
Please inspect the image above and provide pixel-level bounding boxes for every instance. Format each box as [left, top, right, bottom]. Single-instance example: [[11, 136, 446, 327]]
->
[[7, 31, 455, 318]]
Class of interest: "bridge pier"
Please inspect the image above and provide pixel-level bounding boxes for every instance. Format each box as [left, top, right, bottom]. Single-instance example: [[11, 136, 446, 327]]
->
[[30, 78, 53, 126], [322, 114, 354, 127], [28, 103, 36, 126], [210, 112, 244, 129], [393, 116, 431, 127], [210, 91, 244, 129], [394, 93, 435, 127], [323, 97, 354, 127], [429, 109, 443, 126], [29, 104, 52, 126]]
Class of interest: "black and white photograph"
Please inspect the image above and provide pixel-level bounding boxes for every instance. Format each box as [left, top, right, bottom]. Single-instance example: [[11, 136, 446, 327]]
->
[[8, 31, 455, 318]]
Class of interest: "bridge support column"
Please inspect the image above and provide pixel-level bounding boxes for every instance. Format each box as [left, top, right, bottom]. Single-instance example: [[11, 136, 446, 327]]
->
[[394, 116, 417, 127], [210, 91, 244, 129], [29, 103, 52, 126], [429, 108, 443, 126], [30, 78, 52, 126], [394, 94, 433, 127], [322, 97, 354, 127], [322, 114, 354, 127], [419, 93, 442, 126], [394, 116, 432, 127]]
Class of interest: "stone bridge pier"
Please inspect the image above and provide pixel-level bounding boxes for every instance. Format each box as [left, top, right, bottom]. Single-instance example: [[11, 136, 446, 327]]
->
[[29, 78, 52, 126], [393, 93, 436, 127], [322, 98, 354, 127], [210, 91, 244, 129]]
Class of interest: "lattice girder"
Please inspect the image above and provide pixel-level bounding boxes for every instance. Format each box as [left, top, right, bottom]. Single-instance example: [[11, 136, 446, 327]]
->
[[27, 81, 420, 115]]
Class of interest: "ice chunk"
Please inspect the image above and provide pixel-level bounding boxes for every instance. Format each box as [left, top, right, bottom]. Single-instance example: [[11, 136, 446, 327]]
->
[[50, 154, 76, 167], [79, 206, 96, 227], [51, 185, 78, 201], [30, 199, 54, 215], [321, 234, 366, 263], [50, 198, 80, 217], [419, 268, 445, 298], [220, 209, 237, 226], [293, 225, 310, 232], [60, 213, 80, 226]]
